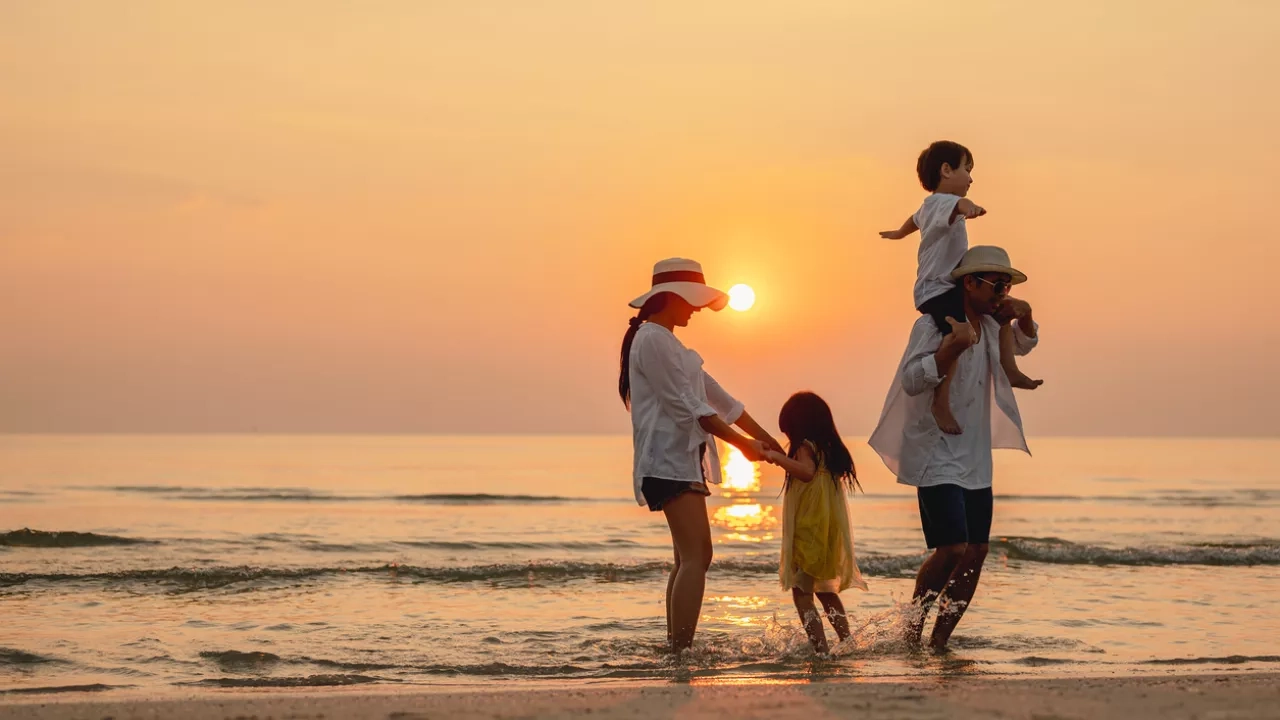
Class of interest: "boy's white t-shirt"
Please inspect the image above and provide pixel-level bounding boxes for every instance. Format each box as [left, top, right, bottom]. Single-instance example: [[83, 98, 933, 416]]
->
[[912, 193, 967, 308]]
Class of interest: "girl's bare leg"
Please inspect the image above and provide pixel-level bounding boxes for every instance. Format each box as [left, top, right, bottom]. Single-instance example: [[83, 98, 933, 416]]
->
[[661, 491, 713, 651], [816, 592, 851, 642], [792, 588, 830, 654]]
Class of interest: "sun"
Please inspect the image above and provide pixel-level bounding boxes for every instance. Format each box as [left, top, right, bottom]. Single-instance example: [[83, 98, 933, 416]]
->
[[720, 445, 760, 492], [727, 284, 755, 312]]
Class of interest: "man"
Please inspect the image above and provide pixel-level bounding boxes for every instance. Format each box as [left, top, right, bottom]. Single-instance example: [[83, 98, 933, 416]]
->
[[869, 245, 1040, 649]]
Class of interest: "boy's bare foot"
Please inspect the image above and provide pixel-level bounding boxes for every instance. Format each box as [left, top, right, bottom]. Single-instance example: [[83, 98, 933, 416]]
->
[[1009, 374, 1044, 390], [931, 397, 963, 434]]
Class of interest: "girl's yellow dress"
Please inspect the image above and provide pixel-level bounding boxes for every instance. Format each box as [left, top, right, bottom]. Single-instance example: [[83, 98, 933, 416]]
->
[[780, 442, 868, 593]]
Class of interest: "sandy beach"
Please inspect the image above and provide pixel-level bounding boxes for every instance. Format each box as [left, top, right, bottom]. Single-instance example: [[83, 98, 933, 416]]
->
[[3, 673, 1278, 720]]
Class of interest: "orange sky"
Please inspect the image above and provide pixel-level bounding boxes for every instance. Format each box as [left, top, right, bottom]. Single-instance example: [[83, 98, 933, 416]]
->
[[2, 1, 1277, 435]]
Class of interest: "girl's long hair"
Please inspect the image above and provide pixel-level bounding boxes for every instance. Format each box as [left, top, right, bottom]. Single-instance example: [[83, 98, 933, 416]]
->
[[618, 293, 670, 409], [778, 391, 860, 493]]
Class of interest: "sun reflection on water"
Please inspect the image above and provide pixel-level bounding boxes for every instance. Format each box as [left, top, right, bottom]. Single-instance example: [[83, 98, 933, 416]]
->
[[720, 445, 760, 493], [714, 446, 776, 542], [712, 502, 778, 535], [709, 595, 772, 628]]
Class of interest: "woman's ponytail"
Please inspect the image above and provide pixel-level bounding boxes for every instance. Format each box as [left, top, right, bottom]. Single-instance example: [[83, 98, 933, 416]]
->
[[618, 294, 669, 408]]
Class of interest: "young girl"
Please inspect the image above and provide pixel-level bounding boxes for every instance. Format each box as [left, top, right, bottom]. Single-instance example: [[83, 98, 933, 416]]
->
[[763, 392, 867, 654]]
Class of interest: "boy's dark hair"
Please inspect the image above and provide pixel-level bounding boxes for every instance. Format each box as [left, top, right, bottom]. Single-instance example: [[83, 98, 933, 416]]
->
[[916, 141, 972, 192]]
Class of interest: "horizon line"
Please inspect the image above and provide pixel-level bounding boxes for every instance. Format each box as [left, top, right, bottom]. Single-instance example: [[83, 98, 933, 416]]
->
[[2, 432, 1278, 441]]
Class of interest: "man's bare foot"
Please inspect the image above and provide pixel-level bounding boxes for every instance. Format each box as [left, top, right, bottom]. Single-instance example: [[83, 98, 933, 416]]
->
[[904, 589, 943, 649], [931, 398, 963, 434], [928, 618, 957, 651], [1009, 374, 1044, 390], [905, 613, 926, 647]]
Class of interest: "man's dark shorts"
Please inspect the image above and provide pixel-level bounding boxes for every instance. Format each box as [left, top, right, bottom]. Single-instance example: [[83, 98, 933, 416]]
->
[[916, 484, 993, 548]]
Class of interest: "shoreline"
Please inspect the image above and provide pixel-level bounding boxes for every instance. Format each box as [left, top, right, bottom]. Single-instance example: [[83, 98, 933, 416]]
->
[[3, 672, 1278, 720]]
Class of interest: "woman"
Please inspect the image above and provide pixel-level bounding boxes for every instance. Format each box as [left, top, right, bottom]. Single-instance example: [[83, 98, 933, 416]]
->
[[619, 258, 782, 652]]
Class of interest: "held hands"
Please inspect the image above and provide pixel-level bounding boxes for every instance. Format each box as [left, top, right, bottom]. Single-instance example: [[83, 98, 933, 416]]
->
[[738, 438, 786, 464], [761, 449, 788, 466], [738, 439, 769, 462], [754, 434, 785, 464], [761, 434, 785, 455]]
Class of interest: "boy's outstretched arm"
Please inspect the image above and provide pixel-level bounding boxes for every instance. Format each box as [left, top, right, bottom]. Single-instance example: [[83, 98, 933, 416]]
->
[[879, 216, 918, 240], [950, 198, 986, 224]]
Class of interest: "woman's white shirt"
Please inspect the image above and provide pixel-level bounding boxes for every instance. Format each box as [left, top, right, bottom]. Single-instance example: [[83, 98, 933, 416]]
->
[[628, 323, 744, 505]]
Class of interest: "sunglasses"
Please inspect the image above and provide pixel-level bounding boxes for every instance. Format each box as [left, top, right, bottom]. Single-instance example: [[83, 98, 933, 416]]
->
[[972, 276, 1012, 295]]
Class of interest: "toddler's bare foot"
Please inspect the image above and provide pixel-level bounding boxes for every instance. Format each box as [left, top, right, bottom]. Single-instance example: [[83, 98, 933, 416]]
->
[[1010, 374, 1044, 390], [931, 397, 963, 435]]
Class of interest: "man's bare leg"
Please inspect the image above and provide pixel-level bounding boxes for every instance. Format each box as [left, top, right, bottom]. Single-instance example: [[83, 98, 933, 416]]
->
[[929, 543, 989, 649], [907, 543, 968, 644]]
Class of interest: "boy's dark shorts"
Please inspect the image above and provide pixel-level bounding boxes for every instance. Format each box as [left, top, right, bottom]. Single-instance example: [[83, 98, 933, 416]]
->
[[917, 285, 966, 336], [917, 484, 993, 548]]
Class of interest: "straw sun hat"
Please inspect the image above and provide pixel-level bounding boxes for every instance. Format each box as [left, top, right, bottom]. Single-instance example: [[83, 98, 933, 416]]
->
[[950, 245, 1028, 284], [629, 258, 729, 311]]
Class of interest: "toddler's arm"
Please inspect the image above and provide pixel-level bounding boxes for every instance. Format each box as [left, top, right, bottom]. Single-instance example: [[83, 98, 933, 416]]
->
[[950, 198, 986, 223], [879, 216, 918, 240]]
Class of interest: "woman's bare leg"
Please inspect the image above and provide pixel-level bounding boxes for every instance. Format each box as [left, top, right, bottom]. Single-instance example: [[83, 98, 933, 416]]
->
[[661, 491, 713, 651], [665, 547, 680, 647]]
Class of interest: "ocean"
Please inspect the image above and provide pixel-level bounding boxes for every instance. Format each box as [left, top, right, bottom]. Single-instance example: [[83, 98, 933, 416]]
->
[[2, 435, 1278, 694]]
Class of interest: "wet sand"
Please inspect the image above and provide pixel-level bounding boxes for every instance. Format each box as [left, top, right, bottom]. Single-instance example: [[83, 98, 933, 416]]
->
[[2, 673, 1278, 720]]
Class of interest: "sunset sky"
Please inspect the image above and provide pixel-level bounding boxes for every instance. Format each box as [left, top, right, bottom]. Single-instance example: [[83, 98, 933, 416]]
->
[[2, 1, 1277, 436]]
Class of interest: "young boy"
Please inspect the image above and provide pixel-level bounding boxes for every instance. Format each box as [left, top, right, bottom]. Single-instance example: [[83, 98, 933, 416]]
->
[[880, 141, 1042, 434]]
